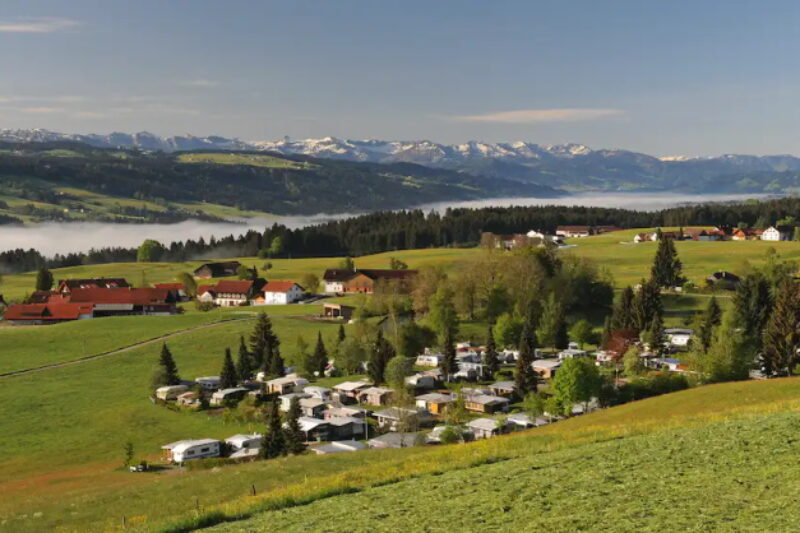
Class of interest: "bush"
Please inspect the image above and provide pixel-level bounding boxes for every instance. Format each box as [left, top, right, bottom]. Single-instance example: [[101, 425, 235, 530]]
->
[[194, 300, 215, 312]]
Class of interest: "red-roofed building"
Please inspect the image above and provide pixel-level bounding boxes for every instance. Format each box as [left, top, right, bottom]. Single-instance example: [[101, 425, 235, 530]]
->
[[4, 302, 94, 325], [60, 287, 176, 317], [57, 278, 131, 295], [253, 281, 304, 305], [197, 278, 266, 307], [153, 283, 190, 301]]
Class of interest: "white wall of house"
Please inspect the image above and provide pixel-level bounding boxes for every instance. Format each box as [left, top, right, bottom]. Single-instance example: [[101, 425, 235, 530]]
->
[[324, 281, 344, 293], [762, 227, 790, 241], [260, 285, 303, 305]]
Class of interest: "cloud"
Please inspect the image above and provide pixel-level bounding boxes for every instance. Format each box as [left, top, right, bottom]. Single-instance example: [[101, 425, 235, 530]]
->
[[0, 17, 80, 34], [452, 108, 625, 123], [182, 79, 220, 88], [20, 106, 62, 113]]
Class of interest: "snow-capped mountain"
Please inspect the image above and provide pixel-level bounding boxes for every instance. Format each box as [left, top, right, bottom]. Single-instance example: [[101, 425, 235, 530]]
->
[[3, 128, 800, 192]]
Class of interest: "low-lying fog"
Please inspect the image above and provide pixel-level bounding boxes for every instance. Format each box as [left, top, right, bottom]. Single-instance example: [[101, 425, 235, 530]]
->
[[0, 193, 775, 256]]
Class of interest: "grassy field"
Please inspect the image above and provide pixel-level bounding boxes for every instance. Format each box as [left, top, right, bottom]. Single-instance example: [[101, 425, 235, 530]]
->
[[176, 152, 314, 170]]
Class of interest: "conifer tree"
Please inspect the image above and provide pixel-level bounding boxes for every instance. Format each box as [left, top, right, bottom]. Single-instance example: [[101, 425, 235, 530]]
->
[[269, 345, 285, 377], [651, 237, 685, 288], [761, 278, 800, 376], [249, 312, 278, 369], [733, 273, 771, 343], [600, 316, 613, 349], [483, 324, 500, 377], [554, 316, 569, 350], [235, 336, 252, 383], [644, 310, 665, 354], [369, 329, 396, 384], [611, 286, 635, 330], [514, 320, 538, 396], [633, 278, 662, 332], [306, 332, 328, 377], [260, 398, 285, 459], [337, 324, 346, 343], [35, 267, 54, 291], [283, 396, 306, 455], [219, 348, 238, 389], [440, 327, 457, 381], [156, 343, 181, 386]]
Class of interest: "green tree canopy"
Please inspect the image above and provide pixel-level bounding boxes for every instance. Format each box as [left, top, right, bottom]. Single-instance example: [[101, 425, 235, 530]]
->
[[136, 239, 164, 262]]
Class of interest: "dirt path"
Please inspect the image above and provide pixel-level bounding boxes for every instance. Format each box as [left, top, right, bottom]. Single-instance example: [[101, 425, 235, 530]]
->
[[0, 317, 250, 379]]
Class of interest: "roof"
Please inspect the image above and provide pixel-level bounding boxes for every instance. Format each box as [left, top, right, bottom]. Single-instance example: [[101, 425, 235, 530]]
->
[[356, 269, 417, 281], [299, 398, 326, 409], [3, 302, 93, 321], [556, 225, 592, 232], [313, 440, 366, 454], [374, 407, 423, 419], [268, 375, 309, 387], [533, 359, 562, 369], [154, 283, 185, 290], [323, 269, 357, 282], [303, 385, 331, 394], [193, 261, 242, 276], [195, 376, 220, 382], [327, 416, 364, 427], [156, 385, 188, 392], [163, 438, 219, 452], [468, 417, 504, 431], [213, 280, 254, 294], [415, 393, 455, 403], [298, 416, 329, 432], [359, 386, 394, 396], [212, 387, 249, 396], [263, 280, 303, 293], [59, 278, 130, 290], [490, 381, 515, 391], [664, 328, 693, 335], [324, 406, 368, 418], [507, 413, 533, 426], [64, 287, 171, 305], [333, 380, 370, 392], [225, 434, 262, 446], [463, 393, 509, 406], [369, 432, 419, 447]]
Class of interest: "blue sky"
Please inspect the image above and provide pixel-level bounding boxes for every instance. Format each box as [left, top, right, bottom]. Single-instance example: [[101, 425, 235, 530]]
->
[[1, 0, 799, 156]]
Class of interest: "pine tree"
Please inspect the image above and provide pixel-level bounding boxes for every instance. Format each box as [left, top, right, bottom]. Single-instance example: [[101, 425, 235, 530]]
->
[[483, 325, 500, 377], [260, 398, 286, 459], [611, 286, 635, 330], [306, 332, 328, 377], [157, 343, 180, 386], [761, 278, 800, 376], [235, 336, 253, 383], [514, 320, 538, 396], [644, 311, 665, 354], [35, 267, 54, 291], [651, 237, 685, 288], [269, 345, 285, 377], [633, 278, 662, 333], [337, 324, 346, 343], [219, 348, 238, 389], [283, 396, 306, 455], [249, 312, 278, 369], [369, 329, 396, 384], [440, 327, 457, 381], [733, 273, 771, 343]]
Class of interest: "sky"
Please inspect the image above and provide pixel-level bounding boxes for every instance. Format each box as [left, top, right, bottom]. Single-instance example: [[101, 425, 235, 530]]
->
[[1, 0, 799, 156]]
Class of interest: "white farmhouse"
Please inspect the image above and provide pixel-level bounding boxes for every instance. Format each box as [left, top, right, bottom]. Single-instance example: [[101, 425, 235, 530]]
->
[[253, 281, 304, 305], [762, 226, 793, 241]]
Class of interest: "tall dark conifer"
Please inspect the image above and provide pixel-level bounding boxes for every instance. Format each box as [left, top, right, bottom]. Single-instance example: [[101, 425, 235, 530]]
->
[[761, 279, 800, 376], [260, 398, 286, 459], [633, 278, 662, 333], [219, 348, 238, 389], [611, 286, 635, 330], [283, 396, 306, 455], [514, 320, 538, 396], [369, 329, 396, 384], [440, 327, 457, 381], [733, 273, 771, 349], [337, 324, 346, 343], [306, 332, 328, 377], [236, 335, 253, 383], [651, 237, 685, 288], [249, 312, 278, 369], [483, 325, 500, 377], [554, 316, 569, 350], [158, 343, 181, 385]]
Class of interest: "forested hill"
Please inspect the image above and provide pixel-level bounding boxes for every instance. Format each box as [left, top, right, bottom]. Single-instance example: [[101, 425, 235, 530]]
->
[[0, 141, 558, 223]]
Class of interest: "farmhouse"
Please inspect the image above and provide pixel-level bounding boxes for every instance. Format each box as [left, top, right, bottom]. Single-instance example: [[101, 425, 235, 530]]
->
[[57, 278, 130, 294], [341, 269, 417, 294], [197, 279, 266, 307], [193, 261, 242, 279], [161, 439, 220, 463], [63, 287, 176, 316], [3, 302, 94, 325], [153, 283, 190, 301], [253, 281, 304, 305], [556, 225, 593, 238], [762, 225, 793, 241], [732, 228, 764, 241], [322, 269, 355, 293]]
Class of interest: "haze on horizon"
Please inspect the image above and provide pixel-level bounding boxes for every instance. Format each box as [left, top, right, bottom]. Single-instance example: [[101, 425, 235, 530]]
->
[[2, 0, 800, 157]]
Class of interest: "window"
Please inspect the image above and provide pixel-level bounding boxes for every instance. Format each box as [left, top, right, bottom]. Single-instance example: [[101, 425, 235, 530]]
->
[[187, 450, 195, 456], [201, 447, 209, 452]]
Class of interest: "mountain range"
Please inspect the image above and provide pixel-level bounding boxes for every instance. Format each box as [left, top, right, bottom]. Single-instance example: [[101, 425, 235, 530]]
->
[[2, 128, 800, 193]]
